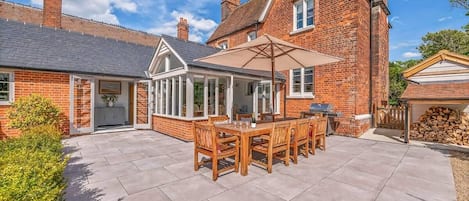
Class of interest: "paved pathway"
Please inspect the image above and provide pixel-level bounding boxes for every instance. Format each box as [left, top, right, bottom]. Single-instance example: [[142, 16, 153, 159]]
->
[[63, 130, 456, 201]]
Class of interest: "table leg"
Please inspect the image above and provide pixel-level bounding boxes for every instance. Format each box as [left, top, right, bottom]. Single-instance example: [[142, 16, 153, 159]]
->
[[240, 135, 249, 176]]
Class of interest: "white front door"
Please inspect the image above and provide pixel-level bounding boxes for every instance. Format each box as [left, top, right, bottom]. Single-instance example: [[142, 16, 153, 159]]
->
[[134, 80, 152, 129], [70, 75, 95, 134]]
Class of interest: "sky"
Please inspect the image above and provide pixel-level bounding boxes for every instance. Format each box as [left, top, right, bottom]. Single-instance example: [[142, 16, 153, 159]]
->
[[7, 0, 469, 61]]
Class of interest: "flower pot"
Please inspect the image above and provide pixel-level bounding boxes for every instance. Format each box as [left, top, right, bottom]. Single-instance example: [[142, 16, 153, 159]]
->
[[251, 123, 256, 128]]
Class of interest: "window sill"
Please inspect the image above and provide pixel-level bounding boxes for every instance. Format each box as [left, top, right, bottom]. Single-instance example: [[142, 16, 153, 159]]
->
[[289, 25, 315, 36], [0, 101, 12, 106], [287, 95, 315, 99]]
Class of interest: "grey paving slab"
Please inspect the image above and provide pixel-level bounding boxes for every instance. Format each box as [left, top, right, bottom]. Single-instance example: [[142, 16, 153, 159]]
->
[[249, 173, 311, 200], [208, 183, 284, 201], [292, 178, 376, 201], [160, 175, 226, 201], [118, 168, 179, 195], [63, 130, 457, 201], [123, 188, 171, 201], [385, 171, 457, 201], [105, 152, 146, 165], [132, 155, 178, 171]]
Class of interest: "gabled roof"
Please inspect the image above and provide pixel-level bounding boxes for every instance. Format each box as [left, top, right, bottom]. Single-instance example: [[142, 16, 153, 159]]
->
[[0, 19, 155, 78], [403, 50, 469, 78], [207, 0, 271, 43], [400, 81, 469, 100], [161, 35, 285, 80]]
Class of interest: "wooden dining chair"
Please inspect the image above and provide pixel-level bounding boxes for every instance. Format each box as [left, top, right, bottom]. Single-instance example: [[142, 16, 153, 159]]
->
[[250, 121, 291, 173], [208, 115, 231, 137], [260, 113, 278, 121], [290, 118, 310, 164], [193, 122, 239, 181], [236, 113, 252, 121], [310, 117, 327, 155]]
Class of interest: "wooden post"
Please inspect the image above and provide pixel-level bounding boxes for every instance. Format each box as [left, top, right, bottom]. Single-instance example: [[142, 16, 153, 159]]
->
[[404, 102, 410, 143]]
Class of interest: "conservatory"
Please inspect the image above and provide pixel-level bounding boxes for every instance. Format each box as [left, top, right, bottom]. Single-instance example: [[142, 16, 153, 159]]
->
[[149, 35, 283, 140]]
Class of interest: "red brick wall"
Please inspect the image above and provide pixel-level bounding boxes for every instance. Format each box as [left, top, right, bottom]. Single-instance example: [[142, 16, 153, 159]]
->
[[0, 70, 70, 138], [152, 115, 207, 141], [208, 0, 389, 136], [72, 78, 91, 131], [0, 1, 159, 47], [136, 82, 149, 124]]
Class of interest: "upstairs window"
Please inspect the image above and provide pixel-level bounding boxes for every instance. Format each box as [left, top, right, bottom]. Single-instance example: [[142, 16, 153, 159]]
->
[[247, 31, 257, 41], [290, 67, 314, 97], [218, 41, 228, 50], [294, 0, 314, 31]]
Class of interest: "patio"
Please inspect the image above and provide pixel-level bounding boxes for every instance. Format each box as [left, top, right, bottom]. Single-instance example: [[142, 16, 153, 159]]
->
[[63, 130, 456, 201]]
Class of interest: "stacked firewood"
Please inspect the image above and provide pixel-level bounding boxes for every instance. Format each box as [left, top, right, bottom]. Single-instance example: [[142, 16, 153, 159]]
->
[[410, 106, 469, 145]]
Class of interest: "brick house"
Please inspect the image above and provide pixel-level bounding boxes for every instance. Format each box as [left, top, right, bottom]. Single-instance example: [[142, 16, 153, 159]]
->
[[0, 0, 158, 138], [206, 0, 391, 136]]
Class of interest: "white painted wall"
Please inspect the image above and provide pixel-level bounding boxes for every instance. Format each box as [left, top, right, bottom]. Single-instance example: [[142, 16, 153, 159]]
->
[[233, 79, 254, 113], [95, 80, 130, 123], [410, 61, 469, 83], [411, 104, 469, 123]]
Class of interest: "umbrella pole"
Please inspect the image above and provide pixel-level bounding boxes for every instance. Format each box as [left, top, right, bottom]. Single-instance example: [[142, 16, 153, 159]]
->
[[271, 43, 275, 122]]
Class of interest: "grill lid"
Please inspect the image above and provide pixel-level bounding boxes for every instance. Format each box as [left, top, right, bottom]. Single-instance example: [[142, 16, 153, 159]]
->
[[309, 103, 332, 112]]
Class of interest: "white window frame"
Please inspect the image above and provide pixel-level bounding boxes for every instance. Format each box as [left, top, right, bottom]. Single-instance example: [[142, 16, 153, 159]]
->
[[0, 72, 14, 105], [258, 80, 280, 115], [247, 31, 257, 42], [289, 67, 314, 98], [293, 0, 315, 31], [218, 41, 228, 50]]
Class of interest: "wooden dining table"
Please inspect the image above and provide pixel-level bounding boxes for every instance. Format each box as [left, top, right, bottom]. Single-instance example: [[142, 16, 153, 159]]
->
[[214, 118, 299, 176]]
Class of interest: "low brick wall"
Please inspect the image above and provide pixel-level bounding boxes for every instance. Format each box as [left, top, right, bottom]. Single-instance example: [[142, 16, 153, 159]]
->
[[152, 115, 207, 141]]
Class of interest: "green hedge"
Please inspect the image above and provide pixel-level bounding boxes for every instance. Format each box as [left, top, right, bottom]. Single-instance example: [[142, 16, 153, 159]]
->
[[0, 125, 68, 201]]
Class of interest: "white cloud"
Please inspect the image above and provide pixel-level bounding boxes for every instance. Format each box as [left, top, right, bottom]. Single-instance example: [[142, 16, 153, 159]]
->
[[390, 16, 399, 22], [31, 0, 139, 25], [402, 52, 422, 58], [147, 10, 218, 43], [438, 16, 453, 22]]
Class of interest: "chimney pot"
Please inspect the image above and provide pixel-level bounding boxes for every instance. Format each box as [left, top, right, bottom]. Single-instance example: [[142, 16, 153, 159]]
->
[[43, 0, 62, 28], [177, 17, 189, 41]]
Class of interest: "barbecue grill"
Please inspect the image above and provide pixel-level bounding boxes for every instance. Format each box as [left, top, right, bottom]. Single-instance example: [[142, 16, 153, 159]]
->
[[302, 103, 343, 136]]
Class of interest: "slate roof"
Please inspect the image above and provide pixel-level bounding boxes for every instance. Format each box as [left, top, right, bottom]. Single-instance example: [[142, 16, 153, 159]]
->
[[207, 0, 270, 43], [161, 35, 285, 80], [0, 19, 155, 78], [400, 81, 469, 100]]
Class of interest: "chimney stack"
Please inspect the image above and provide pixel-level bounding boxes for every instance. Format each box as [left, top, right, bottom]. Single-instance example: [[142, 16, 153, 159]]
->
[[221, 0, 240, 22], [43, 0, 62, 28], [177, 17, 189, 41]]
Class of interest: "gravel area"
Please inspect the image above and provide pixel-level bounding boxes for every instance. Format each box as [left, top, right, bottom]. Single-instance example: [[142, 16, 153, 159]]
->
[[450, 151, 469, 201]]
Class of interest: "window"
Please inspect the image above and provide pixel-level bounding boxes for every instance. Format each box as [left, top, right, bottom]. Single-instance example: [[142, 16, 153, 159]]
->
[[193, 77, 205, 117], [156, 54, 184, 74], [218, 41, 228, 50], [247, 31, 257, 41], [290, 67, 314, 96], [257, 81, 280, 114], [294, 0, 314, 31], [0, 72, 13, 104]]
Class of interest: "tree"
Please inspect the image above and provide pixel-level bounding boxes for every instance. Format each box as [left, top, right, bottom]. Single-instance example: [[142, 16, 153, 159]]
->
[[417, 29, 469, 58], [388, 60, 420, 105], [449, 0, 469, 32]]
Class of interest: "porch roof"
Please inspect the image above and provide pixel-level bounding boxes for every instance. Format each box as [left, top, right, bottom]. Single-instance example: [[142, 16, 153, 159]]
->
[[400, 81, 469, 101], [0, 19, 155, 78], [162, 35, 285, 80]]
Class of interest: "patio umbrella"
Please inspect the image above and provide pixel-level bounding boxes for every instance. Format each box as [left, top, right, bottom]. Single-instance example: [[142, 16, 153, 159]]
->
[[196, 34, 342, 121]]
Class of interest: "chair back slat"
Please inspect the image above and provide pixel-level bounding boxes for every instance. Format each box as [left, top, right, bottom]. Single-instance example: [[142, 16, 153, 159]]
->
[[295, 118, 310, 140], [208, 115, 229, 124], [236, 113, 252, 121], [193, 122, 215, 151], [316, 117, 327, 136], [271, 122, 291, 147]]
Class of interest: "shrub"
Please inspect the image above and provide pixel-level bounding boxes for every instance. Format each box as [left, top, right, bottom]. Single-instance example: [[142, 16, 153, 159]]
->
[[0, 125, 68, 201], [6, 94, 61, 131]]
